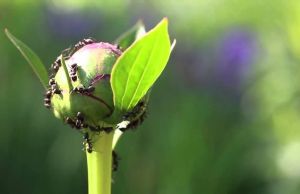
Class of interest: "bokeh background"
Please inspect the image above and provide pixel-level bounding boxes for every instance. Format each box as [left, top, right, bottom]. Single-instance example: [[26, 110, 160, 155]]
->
[[1, 0, 300, 194]]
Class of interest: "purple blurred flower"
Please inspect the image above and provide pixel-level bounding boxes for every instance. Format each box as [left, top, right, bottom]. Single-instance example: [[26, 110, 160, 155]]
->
[[45, 8, 101, 39], [215, 29, 257, 90]]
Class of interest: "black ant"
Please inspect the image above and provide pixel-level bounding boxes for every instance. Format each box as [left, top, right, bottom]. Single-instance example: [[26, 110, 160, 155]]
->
[[51, 58, 61, 73], [89, 125, 101, 132], [87, 125, 113, 133], [49, 57, 62, 77], [44, 89, 52, 109], [103, 127, 114, 133], [83, 133, 93, 153], [48, 78, 61, 94], [83, 38, 96, 44], [75, 112, 88, 129], [121, 101, 147, 131], [73, 85, 95, 95], [74, 38, 96, 52], [52, 87, 61, 95], [73, 85, 84, 93], [70, 63, 78, 82], [112, 151, 120, 172], [65, 117, 76, 128], [58, 38, 96, 62], [49, 78, 55, 86], [76, 111, 84, 121], [65, 112, 88, 129], [85, 86, 95, 93], [44, 78, 57, 109], [55, 57, 61, 66], [126, 111, 147, 130]]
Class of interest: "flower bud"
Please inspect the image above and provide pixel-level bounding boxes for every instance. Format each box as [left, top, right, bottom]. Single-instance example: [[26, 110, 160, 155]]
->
[[45, 39, 125, 131]]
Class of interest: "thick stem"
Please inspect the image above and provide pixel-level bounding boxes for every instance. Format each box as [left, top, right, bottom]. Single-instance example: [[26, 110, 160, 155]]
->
[[86, 132, 114, 194]]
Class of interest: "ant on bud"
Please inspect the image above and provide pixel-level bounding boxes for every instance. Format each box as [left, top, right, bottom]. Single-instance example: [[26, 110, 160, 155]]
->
[[44, 89, 52, 109], [65, 117, 76, 128], [72, 85, 95, 95], [70, 63, 78, 82], [82, 38, 96, 45], [53, 88, 61, 94], [49, 78, 55, 86], [48, 78, 62, 94], [86, 86, 95, 93], [55, 58, 61, 65], [45, 90, 52, 98], [50, 57, 62, 75], [74, 38, 96, 52]]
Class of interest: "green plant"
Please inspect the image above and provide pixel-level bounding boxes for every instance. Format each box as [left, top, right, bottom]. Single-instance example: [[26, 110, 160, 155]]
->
[[5, 18, 175, 194]]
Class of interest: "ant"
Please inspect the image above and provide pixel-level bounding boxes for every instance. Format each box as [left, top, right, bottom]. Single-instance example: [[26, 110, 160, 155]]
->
[[89, 125, 102, 132], [74, 38, 96, 52], [103, 127, 114, 133], [49, 78, 55, 86], [44, 89, 52, 109], [121, 101, 147, 131], [126, 111, 147, 130], [51, 58, 61, 73], [75, 112, 88, 129], [112, 151, 120, 172], [73, 85, 95, 95], [83, 133, 93, 153], [44, 77, 61, 109], [70, 63, 78, 82], [65, 112, 88, 129], [48, 78, 61, 94], [88, 125, 113, 134], [65, 117, 76, 128]]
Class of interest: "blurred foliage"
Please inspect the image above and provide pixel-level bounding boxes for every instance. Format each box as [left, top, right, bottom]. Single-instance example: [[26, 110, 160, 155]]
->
[[1, 0, 300, 194]]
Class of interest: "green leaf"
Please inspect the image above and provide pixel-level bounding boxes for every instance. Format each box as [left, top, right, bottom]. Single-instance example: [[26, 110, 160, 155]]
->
[[114, 21, 146, 50], [5, 29, 49, 89], [111, 18, 171, 111]]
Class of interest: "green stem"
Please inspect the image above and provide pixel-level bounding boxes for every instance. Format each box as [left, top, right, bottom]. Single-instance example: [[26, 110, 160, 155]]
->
[[86, 132, 114, 194]]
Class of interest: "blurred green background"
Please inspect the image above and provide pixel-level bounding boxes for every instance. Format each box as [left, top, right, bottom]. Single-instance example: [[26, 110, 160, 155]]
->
[[1, 0, 300, 194]]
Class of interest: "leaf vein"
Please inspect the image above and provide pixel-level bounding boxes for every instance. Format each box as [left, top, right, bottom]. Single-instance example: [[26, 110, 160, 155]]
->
[[126, 35, 159, 110], [120, 46, 144, 109]]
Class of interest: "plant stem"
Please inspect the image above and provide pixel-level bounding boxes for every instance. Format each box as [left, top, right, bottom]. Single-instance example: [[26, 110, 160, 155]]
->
[[86, 132, 114, 194]]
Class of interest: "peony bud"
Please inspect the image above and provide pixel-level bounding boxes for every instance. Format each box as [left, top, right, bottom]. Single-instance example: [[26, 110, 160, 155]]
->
[[45, 39, 146, 132]]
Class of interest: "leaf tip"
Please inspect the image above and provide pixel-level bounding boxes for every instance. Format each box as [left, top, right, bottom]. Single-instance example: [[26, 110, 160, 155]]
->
[[161, 17, 169, 25], [4, 28, 14, 42], [4, 28, 10, 36], [136, 19, 145, 27]]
